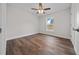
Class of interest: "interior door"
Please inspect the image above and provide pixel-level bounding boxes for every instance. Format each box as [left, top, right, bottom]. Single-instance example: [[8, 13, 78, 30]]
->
[[71, 4, 79, 55], [71, 4, 76, 45], [0, 19, 2, 54], [0, 4, 2, 54], [74, 4, 79, 55], [0, 4, 6, 55]]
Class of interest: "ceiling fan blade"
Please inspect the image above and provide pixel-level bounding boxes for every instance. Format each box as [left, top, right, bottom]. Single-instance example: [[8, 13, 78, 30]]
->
[[44, 8, 51, 10], [31, 8, 38, 10]]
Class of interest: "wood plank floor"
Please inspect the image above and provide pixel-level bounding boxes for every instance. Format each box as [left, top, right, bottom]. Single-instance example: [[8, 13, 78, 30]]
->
[[6, 33, 76, 55]]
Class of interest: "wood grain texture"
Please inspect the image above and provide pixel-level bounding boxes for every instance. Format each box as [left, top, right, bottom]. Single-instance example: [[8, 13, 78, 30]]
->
[[6, 33, 75, 55]]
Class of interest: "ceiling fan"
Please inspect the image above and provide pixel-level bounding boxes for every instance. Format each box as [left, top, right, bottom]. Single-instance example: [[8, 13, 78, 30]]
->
[[31, 3, 51, 14]]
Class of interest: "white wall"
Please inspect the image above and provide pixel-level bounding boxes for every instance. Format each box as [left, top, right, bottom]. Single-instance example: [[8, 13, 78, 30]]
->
[[6, 4, 40, 40], [40, 8, 71, 39], [6, 3, 71, 40]]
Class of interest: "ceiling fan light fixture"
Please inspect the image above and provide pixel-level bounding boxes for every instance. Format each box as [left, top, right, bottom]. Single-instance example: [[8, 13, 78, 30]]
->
[[31, 3, 51, 14], [38, 10, 44, 14]]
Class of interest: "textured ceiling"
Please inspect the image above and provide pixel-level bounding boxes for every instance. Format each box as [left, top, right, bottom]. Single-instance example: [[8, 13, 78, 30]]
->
[[7, 3, 71, 15]]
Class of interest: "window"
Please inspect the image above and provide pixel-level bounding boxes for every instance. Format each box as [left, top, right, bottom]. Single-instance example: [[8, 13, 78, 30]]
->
[[47, 17, 53, 24], [46, 17, 54, 31]]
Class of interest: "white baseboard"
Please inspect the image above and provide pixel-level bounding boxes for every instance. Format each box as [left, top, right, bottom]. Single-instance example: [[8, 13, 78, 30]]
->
[[40, 32, 71, 39], [6, 32, 38, 40], [6, 32, 71, 40]]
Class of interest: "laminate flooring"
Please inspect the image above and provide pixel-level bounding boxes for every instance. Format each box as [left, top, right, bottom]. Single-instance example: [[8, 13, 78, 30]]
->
[[6, 33, 75, 55]]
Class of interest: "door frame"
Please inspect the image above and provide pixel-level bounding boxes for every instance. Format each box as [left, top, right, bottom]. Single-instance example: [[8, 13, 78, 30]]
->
[[0, 3, 7, 55]]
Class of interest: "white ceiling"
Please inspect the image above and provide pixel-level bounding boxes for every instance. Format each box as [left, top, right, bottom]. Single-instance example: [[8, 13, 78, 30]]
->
[[7, 3, 71, 15]]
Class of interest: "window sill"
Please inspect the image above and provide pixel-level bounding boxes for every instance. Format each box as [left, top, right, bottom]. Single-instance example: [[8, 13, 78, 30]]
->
[[46, 29, 54, 32]]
